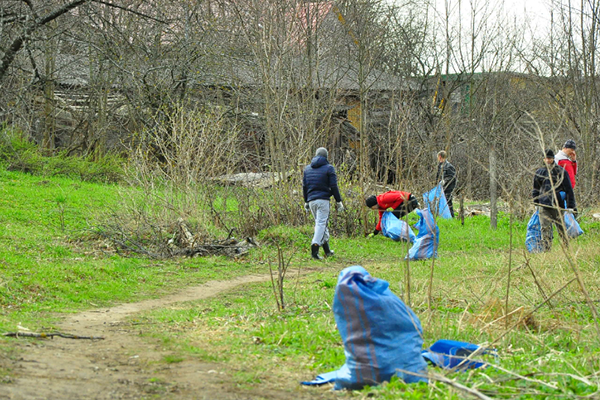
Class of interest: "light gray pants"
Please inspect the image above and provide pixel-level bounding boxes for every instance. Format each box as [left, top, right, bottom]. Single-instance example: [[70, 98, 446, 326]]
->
[[309, 199, 330, 246]]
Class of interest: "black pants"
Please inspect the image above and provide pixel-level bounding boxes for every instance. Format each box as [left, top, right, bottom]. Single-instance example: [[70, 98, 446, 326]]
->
[[392, 194, 419, 220], [444, 191, 454, 218]]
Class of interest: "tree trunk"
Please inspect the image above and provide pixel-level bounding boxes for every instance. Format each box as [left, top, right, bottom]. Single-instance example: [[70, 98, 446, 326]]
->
[[42, 25, 57, 154], [489, 146, 497, 230]]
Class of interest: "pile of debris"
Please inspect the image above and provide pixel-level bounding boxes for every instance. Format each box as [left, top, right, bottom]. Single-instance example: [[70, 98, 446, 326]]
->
[[95, 218, 259, 259], [168, 219, 258, 258], [463, 205, 491, 218], [212, 171, 294, 189]]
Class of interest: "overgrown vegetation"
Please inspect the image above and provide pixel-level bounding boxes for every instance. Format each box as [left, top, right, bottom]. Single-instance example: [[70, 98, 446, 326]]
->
[[133, 217, 600, 398], [1, 135, 599, 398], [0, 166, 261, 331], [0, 128, 124, 183]]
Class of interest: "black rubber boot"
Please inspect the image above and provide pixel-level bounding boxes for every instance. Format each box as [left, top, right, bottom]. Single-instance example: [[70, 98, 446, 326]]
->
[[322, 241, 334, 257], [311, 244, 321, 260]]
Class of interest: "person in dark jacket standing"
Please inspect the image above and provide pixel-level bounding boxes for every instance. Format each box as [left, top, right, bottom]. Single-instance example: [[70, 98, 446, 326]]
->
[[303, 147, 344, 259], [436, 151, 457, 218], [533, 149, 576, 251]]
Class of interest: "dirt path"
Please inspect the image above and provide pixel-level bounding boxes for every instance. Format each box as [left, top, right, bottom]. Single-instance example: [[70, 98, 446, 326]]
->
[[1, 275, 331, 400]]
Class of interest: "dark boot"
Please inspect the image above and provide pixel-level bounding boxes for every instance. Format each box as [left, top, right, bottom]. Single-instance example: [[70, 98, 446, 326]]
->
[[311, 244, 321, 260], [322, 241, 334, 257]]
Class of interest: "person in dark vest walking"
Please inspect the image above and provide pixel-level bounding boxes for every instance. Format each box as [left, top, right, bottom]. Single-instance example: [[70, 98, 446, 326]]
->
[[533, 149, 576, 251], [303, 147, 344, 259], [436, 151, 457, 218]]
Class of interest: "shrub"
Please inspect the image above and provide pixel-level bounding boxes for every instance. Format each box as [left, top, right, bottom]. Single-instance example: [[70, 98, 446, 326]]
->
[[1, 127, 124, 183], [0, 128, 37, 162]]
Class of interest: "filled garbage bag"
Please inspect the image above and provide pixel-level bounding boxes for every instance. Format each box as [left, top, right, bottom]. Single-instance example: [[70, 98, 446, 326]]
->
[[301, 266, 428, 389], [423, 183, 452, 219], [406, 208, 439, 260], [422, 339, 492, 370], [525, 209, 544, 253], [381, 211, 416, 243], [564, 211, 583, 238], [559, 192, 583, 238], [526, 208, 582, 252]]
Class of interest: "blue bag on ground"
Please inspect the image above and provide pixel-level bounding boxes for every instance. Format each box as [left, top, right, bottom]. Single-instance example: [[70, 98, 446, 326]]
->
[[525, 209, 544, 253], [301, 266, 428, 389], [381, 211, 416, 243], [423, 183, 452, 219], [406, 208, 439, 260], [422, 339, 492, 370]]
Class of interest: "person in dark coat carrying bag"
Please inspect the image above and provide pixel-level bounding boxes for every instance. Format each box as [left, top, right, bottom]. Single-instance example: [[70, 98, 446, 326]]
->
[[303, 147, 344, 259], [532, 149, 576, 251], [436, 150, 457, 218]]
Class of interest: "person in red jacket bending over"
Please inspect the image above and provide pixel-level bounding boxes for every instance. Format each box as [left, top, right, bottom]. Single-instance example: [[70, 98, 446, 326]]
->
[[365, 191, 419, 237], [555, 139, 577, 189]]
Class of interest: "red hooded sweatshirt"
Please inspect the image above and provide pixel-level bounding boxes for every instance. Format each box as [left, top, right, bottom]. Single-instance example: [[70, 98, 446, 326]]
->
[[374, 191, 411, 231], [555, 150, 577, 188]]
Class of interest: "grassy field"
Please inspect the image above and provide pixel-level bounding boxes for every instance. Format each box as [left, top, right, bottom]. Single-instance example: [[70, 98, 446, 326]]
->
[[1, 166, 599, 399], [133, 217, 600, 398], [0, 169, 262, 329]]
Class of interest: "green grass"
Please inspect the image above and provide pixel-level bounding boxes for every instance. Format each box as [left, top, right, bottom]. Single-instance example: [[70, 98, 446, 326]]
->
[[1, 162, 599, 398], [132, 214, 600, 398], [0, 169, 260, 331]]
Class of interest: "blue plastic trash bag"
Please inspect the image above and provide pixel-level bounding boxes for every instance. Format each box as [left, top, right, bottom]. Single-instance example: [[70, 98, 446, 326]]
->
[[300, 370, 338, 386], [422, 339, 493, 370], [301, 266, 428, 389], [525, 209, 544, 253], [559, 191, 567, 206], [423, 183, 452, 219], [406, 208, 439, 260], [564, 211, 583, 238], [381, 211, 416, 243], [558, 191, 584, 238]]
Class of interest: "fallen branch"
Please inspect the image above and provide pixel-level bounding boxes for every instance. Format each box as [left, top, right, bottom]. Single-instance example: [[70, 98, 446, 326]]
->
[[429, 372, 494, 400], [481, 306, 525, 330], [3, 331, 105, 340], [485, 363, 559, 390], [397, 369, 493, 400]]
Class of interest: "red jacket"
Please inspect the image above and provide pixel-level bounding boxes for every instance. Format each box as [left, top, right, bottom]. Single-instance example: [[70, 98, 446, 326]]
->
[[555, 151, 577, 188], [374, 191, 411, 231]]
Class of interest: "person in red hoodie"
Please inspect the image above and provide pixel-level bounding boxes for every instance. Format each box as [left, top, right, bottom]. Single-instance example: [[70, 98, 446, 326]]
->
[[555, 139, 577, 189], [365, 191, 419, 237]]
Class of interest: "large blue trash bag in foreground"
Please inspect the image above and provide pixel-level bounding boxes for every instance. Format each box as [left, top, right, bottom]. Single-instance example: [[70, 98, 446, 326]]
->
[[406, 208, 439, 260], [525, 209, 544, 253], [381, 211, 416, 243], [423, 183, 452, 219], [301, 266, 428, 389]]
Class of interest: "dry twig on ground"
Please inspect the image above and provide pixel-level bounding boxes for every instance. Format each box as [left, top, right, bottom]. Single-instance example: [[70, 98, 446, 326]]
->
[[3, 331, 105, 340]]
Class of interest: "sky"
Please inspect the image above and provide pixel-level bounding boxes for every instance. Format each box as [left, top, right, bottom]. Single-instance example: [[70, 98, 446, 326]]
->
[[431, 0, 554, 29], [503, 0, 553, 28], [425, 0, 557, 73]]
